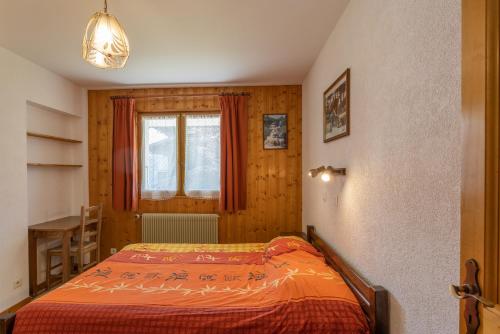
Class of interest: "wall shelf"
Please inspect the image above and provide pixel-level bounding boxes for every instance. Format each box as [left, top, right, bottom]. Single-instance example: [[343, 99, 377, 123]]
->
[[26, 100, 81, 119], [27, 132, 82, 144], [27, 163, 83, 168]]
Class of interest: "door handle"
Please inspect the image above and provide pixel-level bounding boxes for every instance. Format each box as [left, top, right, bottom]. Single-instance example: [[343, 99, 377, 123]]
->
[[449, 284, 495, 308], [449, 259, 486, 334]]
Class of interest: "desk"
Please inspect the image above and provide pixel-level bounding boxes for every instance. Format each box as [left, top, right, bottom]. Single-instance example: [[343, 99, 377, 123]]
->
[[28, 216, 81, 296]]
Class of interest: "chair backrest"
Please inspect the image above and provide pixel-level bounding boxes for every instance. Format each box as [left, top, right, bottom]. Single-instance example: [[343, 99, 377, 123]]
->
[[78, 204, 103, 265]]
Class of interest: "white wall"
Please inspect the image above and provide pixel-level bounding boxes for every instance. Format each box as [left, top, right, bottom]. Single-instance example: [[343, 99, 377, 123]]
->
[[0, 46, 87, 310], [302, 1, 461, 333]]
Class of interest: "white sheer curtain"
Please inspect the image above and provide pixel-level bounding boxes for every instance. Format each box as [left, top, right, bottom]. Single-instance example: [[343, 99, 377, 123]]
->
[[184, 114, 221, 198], [141, 115, 178, 199]]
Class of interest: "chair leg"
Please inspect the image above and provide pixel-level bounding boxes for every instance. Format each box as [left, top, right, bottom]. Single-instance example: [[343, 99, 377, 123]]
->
[[46, 252, 51, 289], [77, 253, 83, 274]]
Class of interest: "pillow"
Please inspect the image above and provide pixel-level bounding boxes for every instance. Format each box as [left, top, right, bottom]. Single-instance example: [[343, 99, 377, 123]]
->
[[264, 236, 323, 259]]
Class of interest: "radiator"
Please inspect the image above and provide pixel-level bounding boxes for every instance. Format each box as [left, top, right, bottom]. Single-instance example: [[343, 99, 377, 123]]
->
[[141, 213, 219, 243]]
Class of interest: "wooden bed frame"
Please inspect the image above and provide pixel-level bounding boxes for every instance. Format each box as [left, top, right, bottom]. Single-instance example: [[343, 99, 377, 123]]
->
[[306, 225, 389, 334], [0, 225, 389, 334]]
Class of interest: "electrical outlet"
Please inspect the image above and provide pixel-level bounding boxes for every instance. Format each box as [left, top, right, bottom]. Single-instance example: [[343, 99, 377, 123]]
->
[[110, 248, 117, 254], [13, 278, 22, 289]]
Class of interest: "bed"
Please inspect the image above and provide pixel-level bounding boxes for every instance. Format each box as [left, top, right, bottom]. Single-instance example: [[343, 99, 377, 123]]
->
[[0, 226, 388, 334]]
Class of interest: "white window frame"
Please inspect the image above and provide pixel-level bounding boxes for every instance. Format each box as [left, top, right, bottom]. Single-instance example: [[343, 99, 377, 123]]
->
[[139, 112, 221, 200]]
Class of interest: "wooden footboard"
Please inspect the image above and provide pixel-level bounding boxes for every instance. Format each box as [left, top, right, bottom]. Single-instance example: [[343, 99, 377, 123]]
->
[[306, 225, 389, 334], [0, 313, 15, 334]]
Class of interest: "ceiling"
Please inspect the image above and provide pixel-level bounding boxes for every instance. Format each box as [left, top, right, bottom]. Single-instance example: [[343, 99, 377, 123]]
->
[[0, 0, 349, 88]]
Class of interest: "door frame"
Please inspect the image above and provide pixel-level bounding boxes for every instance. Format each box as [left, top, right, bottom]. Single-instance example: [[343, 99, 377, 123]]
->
[[461, 0, 499, 333]]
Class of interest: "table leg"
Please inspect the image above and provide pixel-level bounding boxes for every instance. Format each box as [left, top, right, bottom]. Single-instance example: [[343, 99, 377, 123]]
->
[[62, 232, 71, 283], [28, 231, 37, 297]]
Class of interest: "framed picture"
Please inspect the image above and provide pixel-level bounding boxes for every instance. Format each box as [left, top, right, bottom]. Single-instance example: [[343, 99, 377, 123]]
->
[[263, 114, 288, 150], [323, 68, 350, 142]]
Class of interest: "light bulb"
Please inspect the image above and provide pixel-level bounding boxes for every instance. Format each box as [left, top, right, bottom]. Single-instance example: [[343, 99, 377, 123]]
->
[[321, 172, 331, 182], [95, 21, 113, 44]]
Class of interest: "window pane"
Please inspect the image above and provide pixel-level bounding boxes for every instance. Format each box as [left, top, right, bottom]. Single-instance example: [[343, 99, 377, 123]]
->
[[185, 115, 220, 198], [141, 115, 177, 198]]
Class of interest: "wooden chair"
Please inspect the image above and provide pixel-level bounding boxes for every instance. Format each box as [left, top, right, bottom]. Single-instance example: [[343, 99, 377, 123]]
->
[[46, 204, 103, 288]]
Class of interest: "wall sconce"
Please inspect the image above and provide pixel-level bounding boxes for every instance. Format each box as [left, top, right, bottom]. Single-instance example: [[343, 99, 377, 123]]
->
[[308, 165, 346, 182]]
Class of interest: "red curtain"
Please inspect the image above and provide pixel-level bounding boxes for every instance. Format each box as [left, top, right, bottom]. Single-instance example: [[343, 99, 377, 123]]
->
[[112, 98, 138, 211], [219, 95, 249, 213]]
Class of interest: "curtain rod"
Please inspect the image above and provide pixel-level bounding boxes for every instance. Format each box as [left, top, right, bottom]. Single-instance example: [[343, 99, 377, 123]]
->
[[136, 109, 221, 113], [110, 92, 250, 100]]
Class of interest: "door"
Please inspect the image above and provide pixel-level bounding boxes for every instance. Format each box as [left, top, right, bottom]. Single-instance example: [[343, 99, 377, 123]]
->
[[459, 0, 500, 333], [484, 307, 500, 333]]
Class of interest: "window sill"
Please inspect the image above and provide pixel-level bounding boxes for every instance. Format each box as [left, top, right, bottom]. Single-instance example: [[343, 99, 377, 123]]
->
[[140, 195, 219, 201]]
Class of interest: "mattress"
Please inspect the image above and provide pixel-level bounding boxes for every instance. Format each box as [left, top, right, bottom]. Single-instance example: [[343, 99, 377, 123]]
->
[[14, 236, 369, 333]]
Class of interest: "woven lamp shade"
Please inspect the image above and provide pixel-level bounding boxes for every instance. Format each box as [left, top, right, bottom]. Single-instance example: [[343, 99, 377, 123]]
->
[[82, 11, 129, 69]]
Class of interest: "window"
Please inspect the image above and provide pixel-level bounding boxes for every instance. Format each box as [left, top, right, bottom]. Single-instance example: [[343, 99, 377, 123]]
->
[[184, 115, 221, 197], [141, 115, 178, 199], [140, 113, 220, 199]]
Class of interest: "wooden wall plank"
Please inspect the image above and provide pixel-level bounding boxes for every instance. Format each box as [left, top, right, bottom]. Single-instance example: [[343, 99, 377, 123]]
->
[[88, 86, 302, 256]]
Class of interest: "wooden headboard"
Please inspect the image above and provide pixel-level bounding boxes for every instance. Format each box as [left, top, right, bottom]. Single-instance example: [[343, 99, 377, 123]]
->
[[306, 225, 389, 334]]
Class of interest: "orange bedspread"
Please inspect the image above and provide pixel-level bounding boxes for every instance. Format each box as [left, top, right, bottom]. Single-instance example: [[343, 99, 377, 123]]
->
[[14, 237, 369, 333]]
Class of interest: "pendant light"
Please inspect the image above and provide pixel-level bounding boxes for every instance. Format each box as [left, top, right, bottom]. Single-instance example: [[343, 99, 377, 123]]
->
[[82, 0, 130, 69]]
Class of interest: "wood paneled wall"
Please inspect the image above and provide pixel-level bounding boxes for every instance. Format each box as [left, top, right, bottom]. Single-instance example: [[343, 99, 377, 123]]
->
[[88, 86, 302, 257]]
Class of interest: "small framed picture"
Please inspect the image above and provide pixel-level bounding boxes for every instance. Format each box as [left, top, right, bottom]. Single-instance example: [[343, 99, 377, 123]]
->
[[324, 68, 350, 142], [263, 114, 288, 150]]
